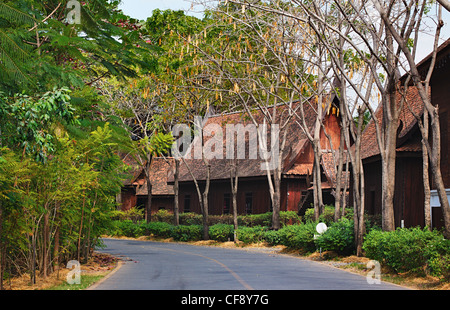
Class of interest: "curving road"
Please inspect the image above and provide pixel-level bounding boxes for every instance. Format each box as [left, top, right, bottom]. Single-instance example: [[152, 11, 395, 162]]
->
[[90, 238, 405, 291]]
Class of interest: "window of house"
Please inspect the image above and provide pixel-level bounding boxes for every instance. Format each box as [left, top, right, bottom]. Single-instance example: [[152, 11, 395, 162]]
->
[[223, 193, 231, 214], [184, 194, 191, 213], [245, 193, 253, 214]]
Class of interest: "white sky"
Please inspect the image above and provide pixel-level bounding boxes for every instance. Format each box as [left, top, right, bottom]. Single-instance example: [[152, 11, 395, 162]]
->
[[118, 0, 204, 19]]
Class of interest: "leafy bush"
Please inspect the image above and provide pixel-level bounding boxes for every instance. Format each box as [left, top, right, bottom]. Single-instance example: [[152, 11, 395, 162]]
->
[[153, 209, 174, 224], [209, 224, 235, 242], [110, 207, 144, 223], [263, 230, 282, 246], [179, 212, 203, 225], [428, 254, 450, 280], [280, 211, 302, 226], [238, 213, 272, 227], [113, 220, 145, 238], [171, 225, 203, 242], [277, 222, 317, 252], [236, 226, 266, 243], [363, 227, 450, 274], [144, 221, 173, 238], [314, 219, 355, 255], [303, 206, 334, 225]]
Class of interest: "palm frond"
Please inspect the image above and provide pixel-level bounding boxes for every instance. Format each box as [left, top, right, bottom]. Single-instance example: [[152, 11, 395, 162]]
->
[[0, 2, 37, 26], [0, 28, 33, 86]]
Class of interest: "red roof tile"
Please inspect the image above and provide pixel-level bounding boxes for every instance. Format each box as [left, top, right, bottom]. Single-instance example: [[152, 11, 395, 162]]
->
[[173, 99, 329, 182], [360, 86, 424, 160], [134, 157, 175, 196]]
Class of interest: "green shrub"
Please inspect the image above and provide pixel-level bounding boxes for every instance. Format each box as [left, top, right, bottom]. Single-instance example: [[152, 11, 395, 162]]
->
[[263, 230, 282, 246], [277, 222, 317, 252], [144, 221, 173, 238], [238, 213, 272, 227], [236, 226, 266, 243], [303, 206, 353, 225], [428, 254, 450, 280], [315, 219, 355, 255], [110, 207, 144, 223], [208, 214, 234, 225], [153, 209, 174, 224], [179, 212, 203, 225], [363, 227, 450, 274], [209, 224, 235, 242], [113, 220, 145, 238], [171, 225, 203, 242], [280, 211, 302, 226]]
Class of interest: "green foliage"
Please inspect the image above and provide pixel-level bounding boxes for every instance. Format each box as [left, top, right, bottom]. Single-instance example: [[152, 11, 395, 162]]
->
[[112, 220, 145, 238], [0, 0, 157, 94], [362, 227, 450, 274], [263, 230, 282, 246], [171, 225, 203, 242], [236, 226, 266, 244], [144, 221, 173, 238], [110, 207, 144, 223], [1, 87, 78, 162], [276, 222, 317, 252], [314, 219, 355, 255], [237, 213, 272, 227], [303, 205, 353, 225], [428, 254, 450, 280], [209, 224, 235, 242]]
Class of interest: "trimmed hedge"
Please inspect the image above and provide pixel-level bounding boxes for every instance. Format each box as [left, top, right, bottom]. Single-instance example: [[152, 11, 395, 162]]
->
[[236, 226, 266, 243], [277, 222, 317, 252], [209, 224, 235, 242], [314, 219, 355, 255], [362, 227, 450, 275], [171, 225, 203, 242], [151, 210, 301, 227], [143, 221, 173, 238]]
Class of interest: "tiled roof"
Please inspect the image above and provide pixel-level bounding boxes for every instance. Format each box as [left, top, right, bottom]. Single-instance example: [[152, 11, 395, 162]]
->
[[360, 86, 424, 160], [321, 150, 350, 188], [120, 153, 143, 186], [134, 157, 175, 196], [361, 38, 450, 160], [172, 99, 329, 182]]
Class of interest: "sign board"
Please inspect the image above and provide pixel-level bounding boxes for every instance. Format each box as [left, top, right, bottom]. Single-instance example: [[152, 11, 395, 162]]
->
[[430, 189, 450, 207], [430, 189, 450, 228]]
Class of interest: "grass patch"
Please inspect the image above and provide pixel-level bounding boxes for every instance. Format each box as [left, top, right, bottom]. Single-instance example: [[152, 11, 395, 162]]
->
[[47, 274, 106, 290]]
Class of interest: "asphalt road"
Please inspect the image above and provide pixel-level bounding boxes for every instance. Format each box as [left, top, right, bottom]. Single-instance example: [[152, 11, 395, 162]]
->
[[91, 238, 405, 291]]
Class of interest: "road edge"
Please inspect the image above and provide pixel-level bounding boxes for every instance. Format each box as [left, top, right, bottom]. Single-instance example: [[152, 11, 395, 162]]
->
[[85, 259, 124, 290]]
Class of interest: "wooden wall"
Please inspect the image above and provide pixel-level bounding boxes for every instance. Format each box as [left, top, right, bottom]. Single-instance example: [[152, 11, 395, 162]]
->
[[177, 177, 309, 215], [363, 154, 426, 228]]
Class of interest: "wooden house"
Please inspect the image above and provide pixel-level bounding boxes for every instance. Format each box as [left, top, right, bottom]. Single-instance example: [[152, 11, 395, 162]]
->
[[360, 38, 450, 229], [118, 156, 175, 214], [167, 98, 346, 216]]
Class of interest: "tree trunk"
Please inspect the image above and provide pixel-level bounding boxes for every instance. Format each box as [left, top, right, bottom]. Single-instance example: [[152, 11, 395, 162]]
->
[[313, 144, 324, 221], [381, 124, 397, 232], [381, 29, 399, 232], [42, 211, 49, 278], [174, 159, 180, 226], [202, 159, 211, 240], [272, 169, 281, 230], [230, 159, 239, 241], [422, 110, 431, 229], [77, 194, 86, 263], [145, 174, 152, 223], [334, 129, 345, 221]]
